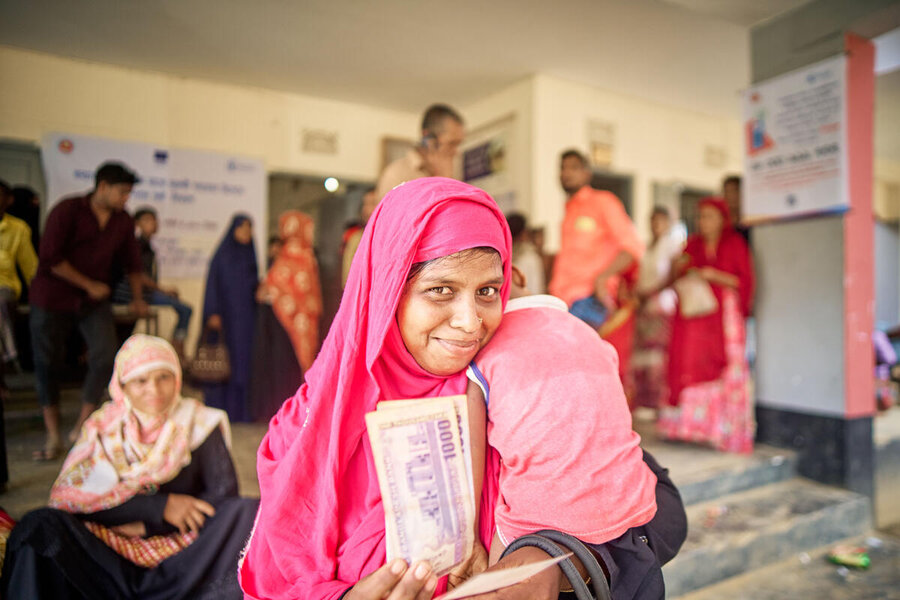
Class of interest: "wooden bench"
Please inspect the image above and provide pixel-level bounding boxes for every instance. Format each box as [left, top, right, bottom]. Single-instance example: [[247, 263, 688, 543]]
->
[[16, 304, 160, 336]]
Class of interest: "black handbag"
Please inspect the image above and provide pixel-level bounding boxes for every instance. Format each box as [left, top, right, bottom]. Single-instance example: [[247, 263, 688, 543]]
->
[[189, 327, 231, 384], [500, 530, 611, 600]]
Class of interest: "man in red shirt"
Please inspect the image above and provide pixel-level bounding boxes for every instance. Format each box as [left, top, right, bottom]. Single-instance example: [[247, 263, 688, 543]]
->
[[548, 150, 644, 382], [29, 162, 147, 459]]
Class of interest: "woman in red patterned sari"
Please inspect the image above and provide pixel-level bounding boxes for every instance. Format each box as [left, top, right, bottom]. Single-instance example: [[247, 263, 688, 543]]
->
[[262, 211, 323, 373], [250, 211, 323, 422], [658, 197, 755, 453]]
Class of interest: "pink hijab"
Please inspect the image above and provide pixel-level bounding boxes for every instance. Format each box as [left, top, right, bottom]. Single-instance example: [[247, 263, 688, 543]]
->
[[239, 178, 512, 600]]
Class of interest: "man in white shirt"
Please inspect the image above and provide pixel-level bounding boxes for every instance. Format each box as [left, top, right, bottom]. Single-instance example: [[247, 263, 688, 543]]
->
[[375, 104, 465, 200]]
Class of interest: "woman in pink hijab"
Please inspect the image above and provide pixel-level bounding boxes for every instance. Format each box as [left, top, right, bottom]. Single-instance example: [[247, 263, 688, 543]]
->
[[239, 178, 512, 600]]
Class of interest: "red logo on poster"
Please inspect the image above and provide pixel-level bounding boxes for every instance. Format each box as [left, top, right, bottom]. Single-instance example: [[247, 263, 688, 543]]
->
[[58, 139, 74, 154]]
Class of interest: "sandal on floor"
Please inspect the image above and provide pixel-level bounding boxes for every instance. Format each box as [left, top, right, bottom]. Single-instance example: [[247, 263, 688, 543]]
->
[[32, 444, 62, 462]]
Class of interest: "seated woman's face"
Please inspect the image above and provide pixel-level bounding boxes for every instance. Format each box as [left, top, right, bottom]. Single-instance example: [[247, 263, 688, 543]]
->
[[122, 368, 178, 415], [397, 248, 504, 376]]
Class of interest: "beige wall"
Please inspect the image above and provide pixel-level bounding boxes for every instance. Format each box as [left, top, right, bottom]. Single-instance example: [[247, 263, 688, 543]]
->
[[461, 77, 536, 215], [462, 74, 743, 251], [876, 158, 900, 222], [0, 45, 746, 343], [0, 45, 418, 350], [531, 74, 743, 251], [0, 45, 418, 180]]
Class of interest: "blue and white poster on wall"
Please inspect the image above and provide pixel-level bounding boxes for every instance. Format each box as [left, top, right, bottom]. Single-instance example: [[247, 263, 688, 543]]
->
[[41, 133, 267, 279], [742, 54, 849, 224], [459, 115, 516, 213]]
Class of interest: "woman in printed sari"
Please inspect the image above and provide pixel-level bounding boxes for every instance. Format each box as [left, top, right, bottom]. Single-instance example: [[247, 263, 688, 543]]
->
[[659, 197, 755, 453], [1, 334, 259, 599], [250, 210, 322, 422]]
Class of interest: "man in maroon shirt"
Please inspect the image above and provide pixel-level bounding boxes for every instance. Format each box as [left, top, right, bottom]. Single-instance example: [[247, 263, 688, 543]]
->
[[29, 162, 148, 459]]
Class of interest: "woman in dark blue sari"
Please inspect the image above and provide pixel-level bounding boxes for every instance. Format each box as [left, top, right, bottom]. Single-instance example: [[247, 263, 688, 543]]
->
[[201, 214, 258, 422]]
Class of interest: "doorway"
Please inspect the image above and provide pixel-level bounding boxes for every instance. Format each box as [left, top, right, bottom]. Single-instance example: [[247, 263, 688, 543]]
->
[[0, 140, 46, 220], [652, 181, 715, 236], [678, 186, 716, 236], [591, 171, 634, 216], [0, 141, 45, 371], [267, 173, 374, 337], [872, 24, 900, 531]]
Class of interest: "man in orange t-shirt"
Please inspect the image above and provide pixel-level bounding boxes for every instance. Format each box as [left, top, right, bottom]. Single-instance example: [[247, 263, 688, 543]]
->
[[549, 149, 644, 381]]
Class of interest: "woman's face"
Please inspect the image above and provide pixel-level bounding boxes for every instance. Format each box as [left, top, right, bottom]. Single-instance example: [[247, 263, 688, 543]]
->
[[697, 205, 724, 240], [122, 368, 178, 415], [397, 249, 504, 376], [650, 212, 670, 240], [234, 220, 253, 245]]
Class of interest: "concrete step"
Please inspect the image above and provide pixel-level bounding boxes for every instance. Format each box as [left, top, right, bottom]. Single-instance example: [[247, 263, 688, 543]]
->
[[674, 532, 900, 599], [663, 478, 872, 597], [635, 414, 798, 505], [669, 445, 797, 506]]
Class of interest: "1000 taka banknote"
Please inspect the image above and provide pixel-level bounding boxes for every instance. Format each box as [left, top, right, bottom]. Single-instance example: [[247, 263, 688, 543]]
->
[[376, 395, 474, 515], [366, 397, 474, 576]]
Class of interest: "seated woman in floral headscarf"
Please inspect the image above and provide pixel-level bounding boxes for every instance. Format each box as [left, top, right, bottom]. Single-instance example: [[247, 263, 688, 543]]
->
[[1, 334, 259, 600]]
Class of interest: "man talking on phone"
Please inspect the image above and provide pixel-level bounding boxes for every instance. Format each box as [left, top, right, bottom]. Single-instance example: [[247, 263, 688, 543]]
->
[[375, 104, 465, 201]]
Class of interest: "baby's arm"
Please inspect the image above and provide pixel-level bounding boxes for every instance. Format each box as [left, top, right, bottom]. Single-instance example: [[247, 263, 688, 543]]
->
[[467, 379, 487, 518], [448, 379, 489, 589]]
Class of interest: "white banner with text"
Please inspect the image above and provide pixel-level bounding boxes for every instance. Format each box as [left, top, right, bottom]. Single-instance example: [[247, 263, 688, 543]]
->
[[742, 55, 849, 223], [41, 133, 267, 279]]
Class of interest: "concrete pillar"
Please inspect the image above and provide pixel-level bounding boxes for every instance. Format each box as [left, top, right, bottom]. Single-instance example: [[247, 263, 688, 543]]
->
[[749, 0, 898, 496]]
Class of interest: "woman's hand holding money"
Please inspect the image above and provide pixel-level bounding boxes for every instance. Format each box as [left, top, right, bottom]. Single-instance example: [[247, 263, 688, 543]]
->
[[346, 559, 438, 600], [448, 540, 489, 589]]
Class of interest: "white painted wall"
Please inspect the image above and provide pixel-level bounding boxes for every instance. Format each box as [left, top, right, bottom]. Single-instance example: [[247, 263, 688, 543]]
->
[[875, 158, 900, 326], [0, 46, 418, 180], [530, 74, 743, 250], [0, 46, 747, 347], [461, 77, 536, 215], [876, 158, 900, 221], [0, 45, 418, 351], [462, 74, 743, 251]]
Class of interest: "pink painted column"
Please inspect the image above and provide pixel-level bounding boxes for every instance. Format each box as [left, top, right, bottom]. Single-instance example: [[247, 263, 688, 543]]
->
[[843, 33, 875, 419]]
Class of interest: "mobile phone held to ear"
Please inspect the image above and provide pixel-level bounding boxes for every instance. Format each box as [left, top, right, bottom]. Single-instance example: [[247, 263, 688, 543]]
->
[[420, 133, 437, 149]]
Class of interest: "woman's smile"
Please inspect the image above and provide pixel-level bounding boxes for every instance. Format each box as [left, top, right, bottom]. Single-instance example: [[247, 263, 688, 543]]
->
[[433, 336, 481, 356]]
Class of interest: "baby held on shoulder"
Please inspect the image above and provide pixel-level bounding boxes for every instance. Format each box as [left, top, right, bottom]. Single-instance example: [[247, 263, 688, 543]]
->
[[467, 267, 658, 565]]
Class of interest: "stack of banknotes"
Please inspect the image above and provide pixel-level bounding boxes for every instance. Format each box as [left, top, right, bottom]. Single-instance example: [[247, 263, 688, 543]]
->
[[366, 395, 474, 577]]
